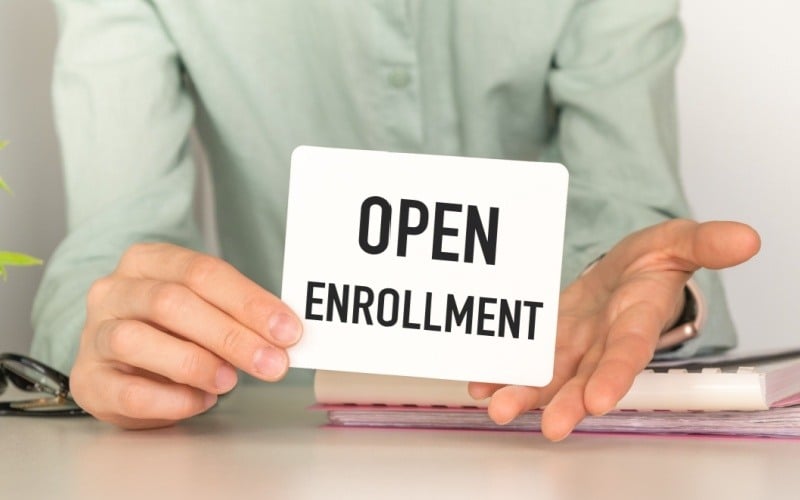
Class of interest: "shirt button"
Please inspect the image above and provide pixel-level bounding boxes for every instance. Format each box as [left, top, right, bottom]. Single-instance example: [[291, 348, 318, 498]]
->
[[387, 68, 412, 88]]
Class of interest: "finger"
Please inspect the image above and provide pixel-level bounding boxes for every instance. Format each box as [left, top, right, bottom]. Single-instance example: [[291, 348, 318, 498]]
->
[[115, 243, 302, 347], [599, 220, 760, 280], [94, 319, 238, 394], [96, 369, 217, 422], [102, 278, 289, 381], [540, 377, 590, 441], [466, 323, 589, 400], [101, 415, 178, 430], [538, 341, 607, 441], [485, 340, 589, 424], [71, 363, 218, 423], [583, 300, 665, 416], [672, 220, 761, 271], [467, 382, 504, 400], [487, 386, 544, 424]]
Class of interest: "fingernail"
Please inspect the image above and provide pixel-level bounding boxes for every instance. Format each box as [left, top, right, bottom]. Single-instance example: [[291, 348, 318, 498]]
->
[[468, 386, 490, 400], [215, 364, 238, 392], [203, 393, 218, 410], [495, 414, 516, 426], [253, 346, 287, 379], [268, 312, 301, 344]]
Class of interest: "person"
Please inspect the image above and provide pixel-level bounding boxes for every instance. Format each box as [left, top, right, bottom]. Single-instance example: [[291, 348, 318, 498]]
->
[[32, 0, 759, 440]]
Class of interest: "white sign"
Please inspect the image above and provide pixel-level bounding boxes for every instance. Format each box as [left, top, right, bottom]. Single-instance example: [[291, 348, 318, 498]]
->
[[282, 146, 567, 386]]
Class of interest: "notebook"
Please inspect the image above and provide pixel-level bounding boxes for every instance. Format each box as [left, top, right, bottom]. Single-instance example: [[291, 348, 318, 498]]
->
[[314, 347, 800, 438]]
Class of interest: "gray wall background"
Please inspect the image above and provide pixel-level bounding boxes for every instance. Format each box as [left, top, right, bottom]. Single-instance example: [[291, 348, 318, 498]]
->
[[1, 0, 798, 355]]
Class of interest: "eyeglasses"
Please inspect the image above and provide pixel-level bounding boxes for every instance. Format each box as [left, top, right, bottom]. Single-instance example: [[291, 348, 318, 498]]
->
[[0, 353, 87, 417]]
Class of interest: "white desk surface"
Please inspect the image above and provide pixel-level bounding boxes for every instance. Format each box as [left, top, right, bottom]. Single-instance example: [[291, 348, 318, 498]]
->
[[3, 381, 799, 500]]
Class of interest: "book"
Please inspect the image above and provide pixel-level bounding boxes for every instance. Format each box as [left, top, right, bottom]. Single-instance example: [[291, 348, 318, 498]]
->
[[322, 404, 800, 438], [314, 347, 800, 438]]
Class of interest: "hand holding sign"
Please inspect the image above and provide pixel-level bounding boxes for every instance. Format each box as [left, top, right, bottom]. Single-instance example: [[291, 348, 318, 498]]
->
[[69, 244, 302, 429], [469, 219, 761, 441]]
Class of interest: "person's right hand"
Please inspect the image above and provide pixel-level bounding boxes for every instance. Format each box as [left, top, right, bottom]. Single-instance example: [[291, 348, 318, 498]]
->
[[69, 243, 303, 429]]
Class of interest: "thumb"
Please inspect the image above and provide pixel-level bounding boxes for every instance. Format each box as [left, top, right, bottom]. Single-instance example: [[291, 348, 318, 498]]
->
[[673, 220, 761, 271]]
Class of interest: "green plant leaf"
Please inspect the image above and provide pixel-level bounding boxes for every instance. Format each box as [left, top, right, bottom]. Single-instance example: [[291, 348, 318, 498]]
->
[[0, 252, 43, 266], [0, 252, 43, 282], [0, 142, 41, 280], [0, 176, 10, 194]]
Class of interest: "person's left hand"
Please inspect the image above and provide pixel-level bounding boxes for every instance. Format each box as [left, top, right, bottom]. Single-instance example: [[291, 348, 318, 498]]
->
[[468, 219, 761, 441]]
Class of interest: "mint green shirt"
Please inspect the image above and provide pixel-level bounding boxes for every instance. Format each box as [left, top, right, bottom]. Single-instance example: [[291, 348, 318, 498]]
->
[[33, 0, 736, 374]]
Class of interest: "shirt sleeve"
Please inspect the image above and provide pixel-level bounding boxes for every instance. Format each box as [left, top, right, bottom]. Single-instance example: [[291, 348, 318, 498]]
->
[[541, 0, 737, 357], [31, 0, 204, 372]]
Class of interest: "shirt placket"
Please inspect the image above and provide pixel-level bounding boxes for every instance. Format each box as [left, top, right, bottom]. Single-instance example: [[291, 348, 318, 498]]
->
[[370, 0, 423, 152]]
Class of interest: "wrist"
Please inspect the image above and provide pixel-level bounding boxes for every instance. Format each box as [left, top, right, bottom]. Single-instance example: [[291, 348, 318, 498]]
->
[[656, 278, 706, 352]]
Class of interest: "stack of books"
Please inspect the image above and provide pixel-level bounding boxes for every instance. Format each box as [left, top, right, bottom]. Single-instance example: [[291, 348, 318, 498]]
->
[[313, 347, 800, 438]]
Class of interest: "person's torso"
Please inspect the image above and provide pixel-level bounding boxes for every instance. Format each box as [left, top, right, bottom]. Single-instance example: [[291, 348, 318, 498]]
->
[[154, 0, 576, 294]]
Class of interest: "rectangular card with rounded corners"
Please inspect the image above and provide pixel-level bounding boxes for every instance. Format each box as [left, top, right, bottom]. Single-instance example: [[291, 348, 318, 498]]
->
[[282, 146, 567, 386]]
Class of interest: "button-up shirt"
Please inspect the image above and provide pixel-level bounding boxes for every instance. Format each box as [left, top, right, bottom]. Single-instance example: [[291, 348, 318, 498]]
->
[[32, 0, 737, 373]]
